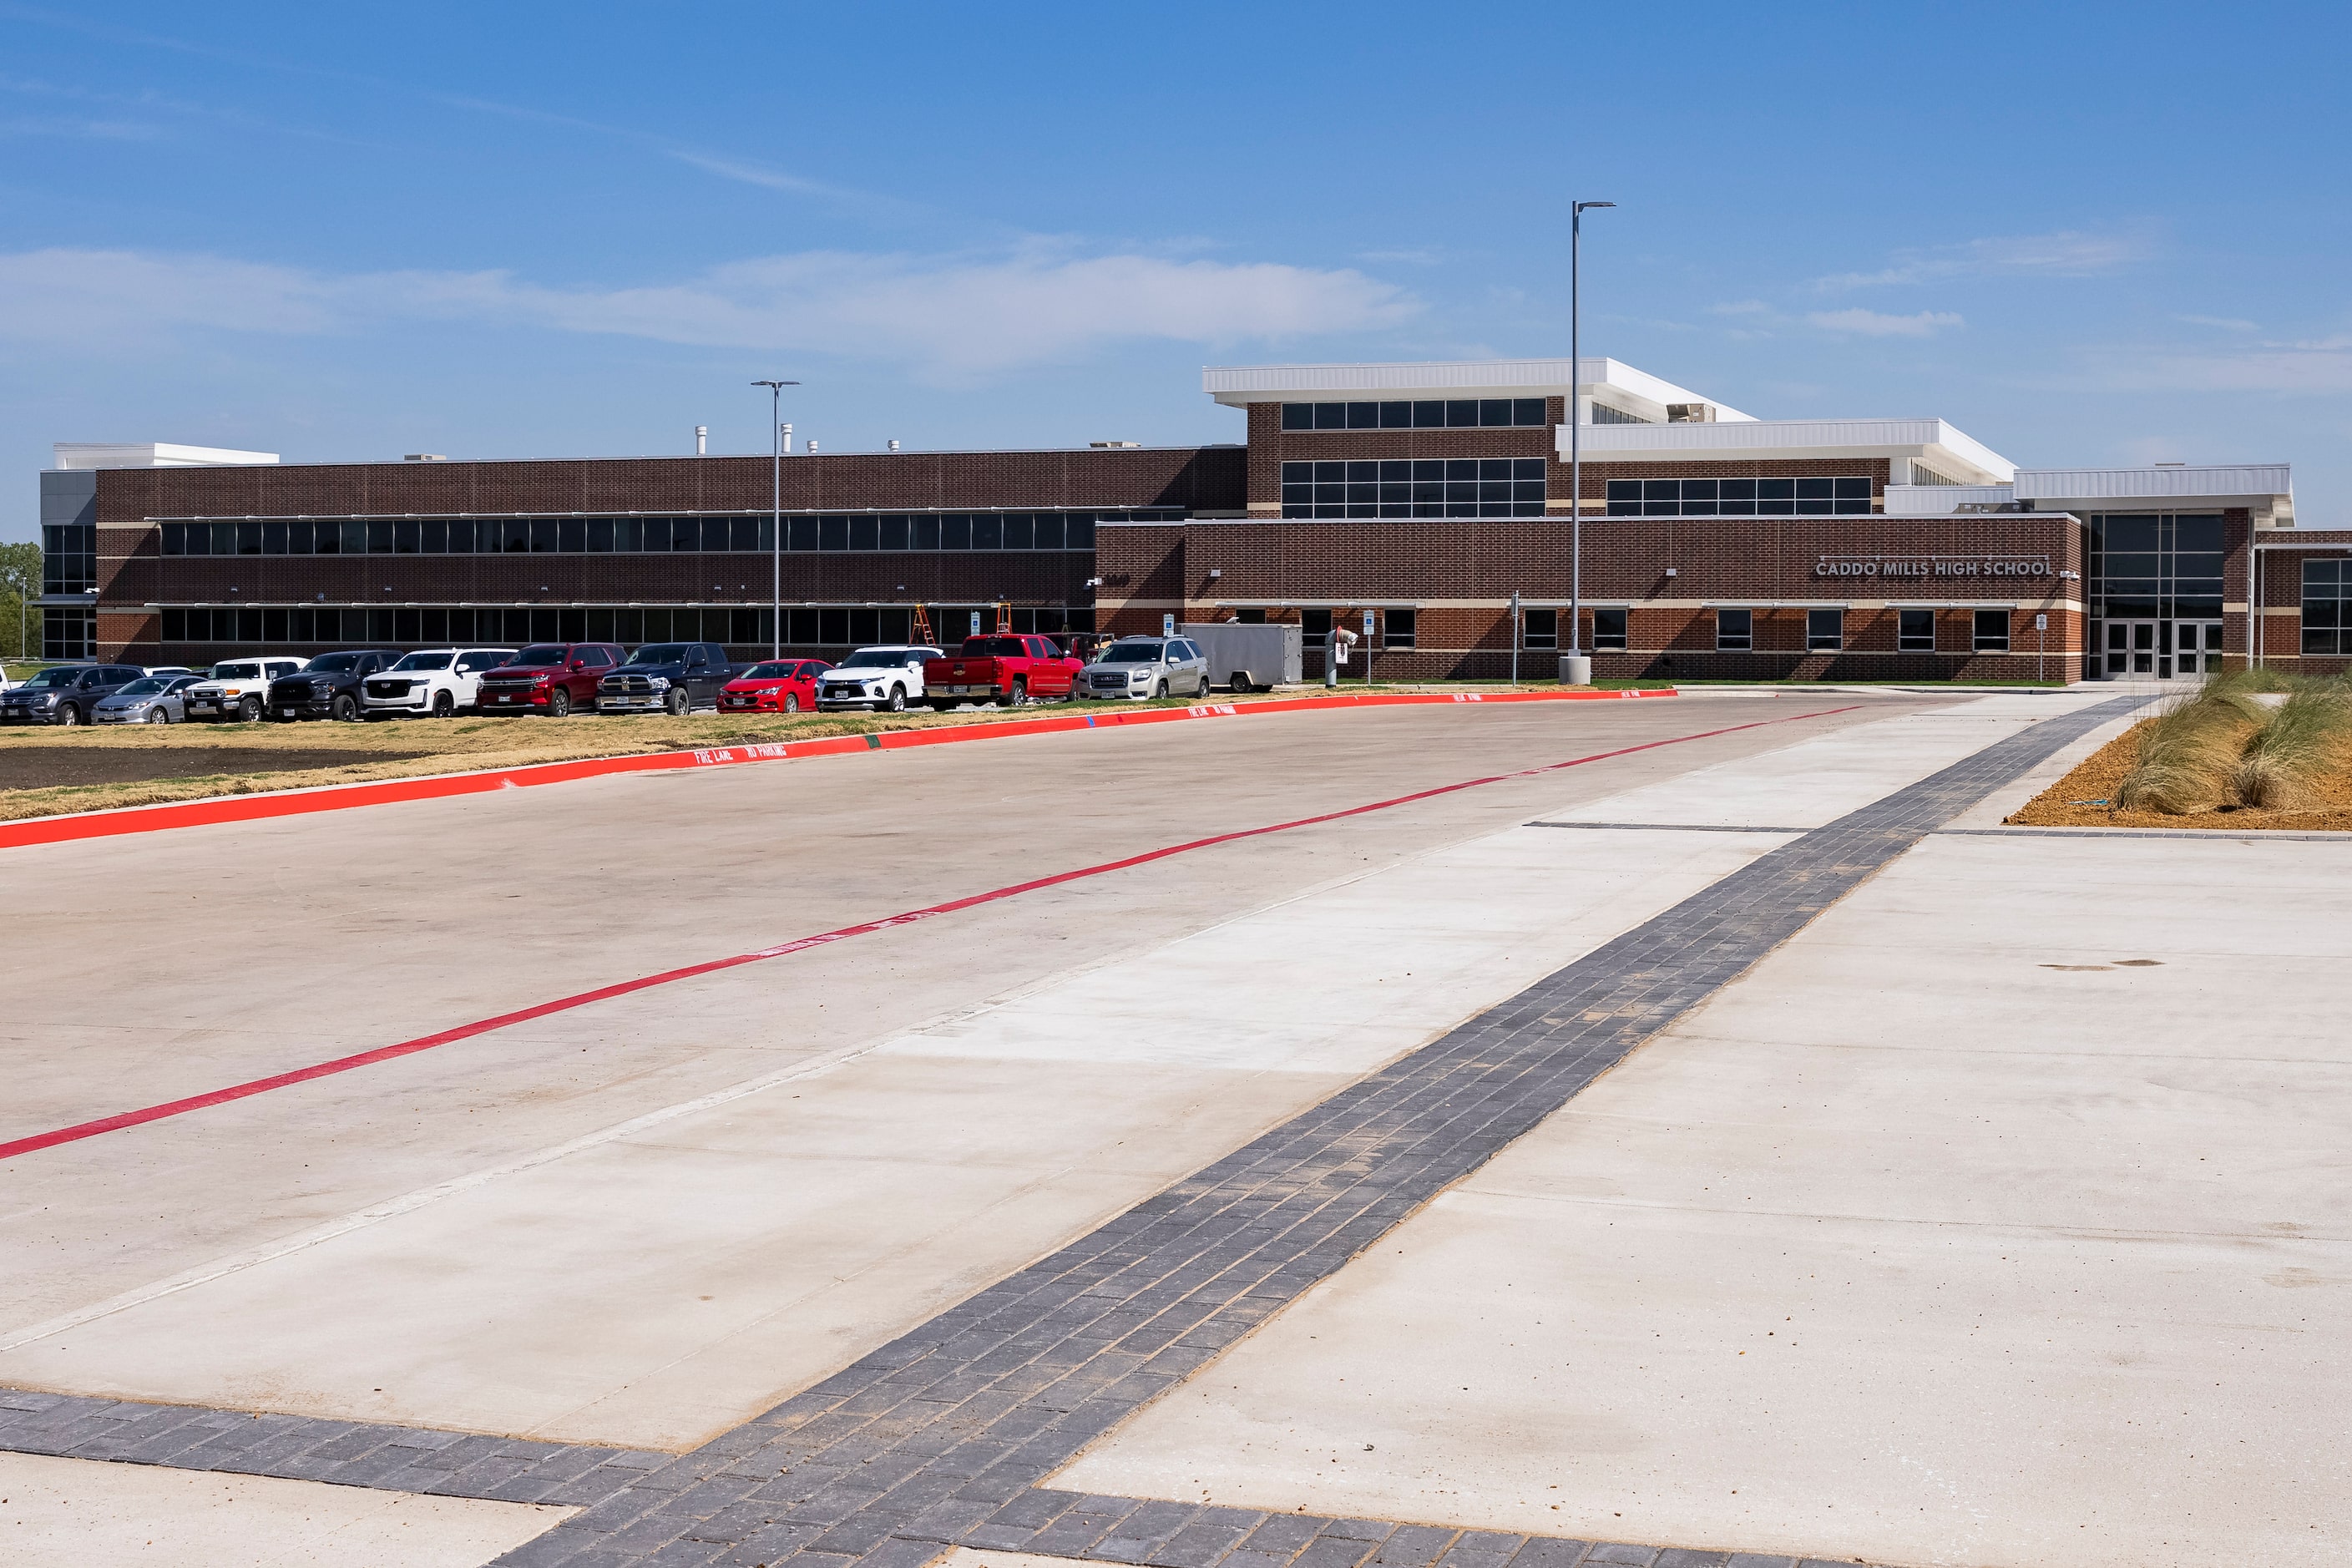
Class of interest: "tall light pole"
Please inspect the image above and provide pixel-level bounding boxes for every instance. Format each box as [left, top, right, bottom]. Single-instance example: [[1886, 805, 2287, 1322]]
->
[[751, 379, 799, 657], [1565, 200, 1613, 685]]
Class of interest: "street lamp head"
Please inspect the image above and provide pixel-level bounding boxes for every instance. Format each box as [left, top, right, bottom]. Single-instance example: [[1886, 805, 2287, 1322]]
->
[[750, 379, 801, 389], [1575, 200, 1616, 213]]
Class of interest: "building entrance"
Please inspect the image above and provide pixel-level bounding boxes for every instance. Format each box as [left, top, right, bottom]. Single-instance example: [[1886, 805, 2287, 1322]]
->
[[2102, 619, 2224, 679]]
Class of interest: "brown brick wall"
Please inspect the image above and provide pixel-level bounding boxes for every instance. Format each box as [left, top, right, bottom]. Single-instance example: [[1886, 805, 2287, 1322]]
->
[[1096, 513, 2084, 682], [93, 447, 1247, 525]]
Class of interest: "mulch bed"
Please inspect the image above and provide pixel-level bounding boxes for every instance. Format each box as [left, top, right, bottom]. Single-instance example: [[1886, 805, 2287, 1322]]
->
[[2009, 723, 2352, 831], [0, 748, 430, 792]]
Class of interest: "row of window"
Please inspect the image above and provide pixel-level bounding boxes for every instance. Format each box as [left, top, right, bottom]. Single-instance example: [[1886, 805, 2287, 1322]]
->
[[1604, 478, 1874, 517], [152, 510, 1163, 559], [2303, 558, 2352, 655], [1282, 458, 1548, 519], [43, 524, 96, 594], [157, 604, 1094, 650], [1281, 398, 1548, 432], [2086, 513, 2227, 620], [1295, 608, 1417, 649], [1511, 606, 2007, 653]]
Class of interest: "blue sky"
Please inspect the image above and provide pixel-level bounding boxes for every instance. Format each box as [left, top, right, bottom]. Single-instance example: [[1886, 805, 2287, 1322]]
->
[[4, 0, 2349, 542]]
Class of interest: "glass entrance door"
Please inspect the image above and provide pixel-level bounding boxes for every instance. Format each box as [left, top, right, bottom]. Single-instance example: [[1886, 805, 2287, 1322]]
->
[[2174, 621, 2224, 676], [2103, 620, 2160, 676]]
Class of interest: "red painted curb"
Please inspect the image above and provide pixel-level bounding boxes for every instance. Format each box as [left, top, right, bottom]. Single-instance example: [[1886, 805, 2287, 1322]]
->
[[0, 687, 1676, 853], [0, 699, 1849, 1164]]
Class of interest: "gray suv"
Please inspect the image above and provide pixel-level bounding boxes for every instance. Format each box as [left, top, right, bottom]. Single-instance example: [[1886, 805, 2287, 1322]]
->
[[0, 664, 148, 726], [1076, 638, 1211, 701]]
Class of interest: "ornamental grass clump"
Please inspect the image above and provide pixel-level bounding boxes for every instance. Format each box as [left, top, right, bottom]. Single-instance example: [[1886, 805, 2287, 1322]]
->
[[2116, 688, 2253, 813], [2229, 678, 2352, 811]]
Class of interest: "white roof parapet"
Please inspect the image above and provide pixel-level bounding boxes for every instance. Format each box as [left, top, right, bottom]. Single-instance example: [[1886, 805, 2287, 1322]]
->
[[52, 443, 280, 469], [1565, 417, 2015, 484], [2014, 463, 2290, 502], [1884, 483, 2018, 515], [2015, 463, 2294, 525], [1202, 357, 1753, 423]]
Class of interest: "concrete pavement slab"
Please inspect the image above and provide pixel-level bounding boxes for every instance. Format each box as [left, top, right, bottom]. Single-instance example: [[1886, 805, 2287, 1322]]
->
[[0, 1450, 569, 1566], [0, 802, 1796, 1449], [1057, 828, 2349, 1568]]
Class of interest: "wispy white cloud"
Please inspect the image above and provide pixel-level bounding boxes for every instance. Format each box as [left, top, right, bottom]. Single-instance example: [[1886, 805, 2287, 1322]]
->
[[1804, 307, 1964, 338], [1707, 299, 1961, 340], [2174, 313, 2259, 332], [0, 245, 1419, 377], [2130, 336, 2352, 393], [1816, 230, 2146, 291], [0, 114, 163, 139]]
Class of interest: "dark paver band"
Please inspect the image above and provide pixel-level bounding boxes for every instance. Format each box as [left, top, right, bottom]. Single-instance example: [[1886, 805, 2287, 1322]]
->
[[1524, 822, 1808, 834], [0, 695, 2145, 1568]]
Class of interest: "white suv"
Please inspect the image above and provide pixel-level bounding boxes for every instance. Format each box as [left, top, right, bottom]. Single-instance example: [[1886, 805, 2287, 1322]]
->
[[184, 657, 308, 723], [361, 648, 517, 717], [816, 645, 942, 712]]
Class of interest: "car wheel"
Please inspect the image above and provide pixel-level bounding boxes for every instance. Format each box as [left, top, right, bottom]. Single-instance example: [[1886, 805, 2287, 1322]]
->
[[331, 693, 360, 722], [1006, 679, 1028, 708], [1151, 680, 1167, 700], [1229, 675, 1252, 694], [238, 695, 262, 723], [57, 703, 82, 726], [784, 693, 800, 714], [884, 686, 907, 712], [432, 690, 455, 717], [664, 687, 689, 717], [547, 686, 571, 718]]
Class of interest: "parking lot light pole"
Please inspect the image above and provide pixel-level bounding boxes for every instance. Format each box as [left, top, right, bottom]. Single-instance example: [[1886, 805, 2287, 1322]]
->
[[752, 379, 800, 657], [1566, 200, 1613, 685]]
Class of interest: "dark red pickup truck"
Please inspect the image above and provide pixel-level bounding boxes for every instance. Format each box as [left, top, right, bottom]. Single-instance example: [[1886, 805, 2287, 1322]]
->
[[923, 635, 1083, 710]]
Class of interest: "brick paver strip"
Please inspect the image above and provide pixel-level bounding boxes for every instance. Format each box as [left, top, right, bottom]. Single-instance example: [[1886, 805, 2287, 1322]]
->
[[0, 697, 2144, 1568]]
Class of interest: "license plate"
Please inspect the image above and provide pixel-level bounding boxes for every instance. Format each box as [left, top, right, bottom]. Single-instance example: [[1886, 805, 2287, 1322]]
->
[[190, 701, 215, 712], [276, 707, 294, 717], [495, 695, 514, 702]]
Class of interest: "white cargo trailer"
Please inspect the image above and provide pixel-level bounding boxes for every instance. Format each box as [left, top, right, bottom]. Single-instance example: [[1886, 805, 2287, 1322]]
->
[[1181, 623, 1302, 693]]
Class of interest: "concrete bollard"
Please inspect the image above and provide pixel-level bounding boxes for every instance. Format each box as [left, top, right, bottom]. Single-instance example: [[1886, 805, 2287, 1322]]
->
[[1559, 654, 1592, 685]]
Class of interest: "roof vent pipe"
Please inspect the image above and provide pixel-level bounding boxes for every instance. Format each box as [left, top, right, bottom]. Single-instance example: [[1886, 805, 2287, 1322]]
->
[[888, 439, 901, 451], [695, 425, 707, 455]]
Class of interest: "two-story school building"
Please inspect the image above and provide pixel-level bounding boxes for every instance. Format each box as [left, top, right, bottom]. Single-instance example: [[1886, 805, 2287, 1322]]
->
[[38, 357, 2349, 683]]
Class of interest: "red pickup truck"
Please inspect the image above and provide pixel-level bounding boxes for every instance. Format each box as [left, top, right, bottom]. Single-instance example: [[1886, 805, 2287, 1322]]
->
[[923, 635, 1083, 710]]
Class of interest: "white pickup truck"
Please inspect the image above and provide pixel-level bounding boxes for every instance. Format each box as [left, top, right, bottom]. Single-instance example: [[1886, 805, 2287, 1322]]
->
[[360, 648, 517, 718], [184, 657, 308, 723]]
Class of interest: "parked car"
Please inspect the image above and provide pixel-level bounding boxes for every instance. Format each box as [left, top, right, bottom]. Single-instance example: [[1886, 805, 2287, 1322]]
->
[[185, 657, 309, 723], [1, 664, 149, 726], [1181, 623, 1302, 693], [361, 647, 517, 718], [921, 635, 1081, 711], [1075, 637, 1212, 701], [597, 642, 741, 716], [95, 674, 205, 725], [268, 650, 403, 721], [721, 658, 832, 714], [473, 643, 626, 716], [817, 645, 942, 712]]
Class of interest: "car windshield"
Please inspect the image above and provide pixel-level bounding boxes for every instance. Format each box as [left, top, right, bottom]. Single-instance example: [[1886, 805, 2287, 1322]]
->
[[390, 652, 453, 672], [209, 663, 262, 680], [115, 678, 169, 696], [839, 650, 909, 668], [23, 668, 82, 689], [306, 654, 361, 673], [1100, 642, 1165, 663], [508, 646, 568, 667], [742, 661, 797, 679], [627, 645, 690, 665]]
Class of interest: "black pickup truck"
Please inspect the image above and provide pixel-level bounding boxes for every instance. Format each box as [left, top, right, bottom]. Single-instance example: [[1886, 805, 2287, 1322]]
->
[[268, 650, 405, 721], [594, 641, 741, 716]]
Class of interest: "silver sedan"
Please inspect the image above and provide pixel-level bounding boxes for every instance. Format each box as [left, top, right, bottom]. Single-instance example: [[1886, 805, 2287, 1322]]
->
[[94, 674, 204, 725]]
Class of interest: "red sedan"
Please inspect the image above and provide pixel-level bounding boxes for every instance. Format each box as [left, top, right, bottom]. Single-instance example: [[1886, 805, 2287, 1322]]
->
[[721, 659, 831, 714]]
